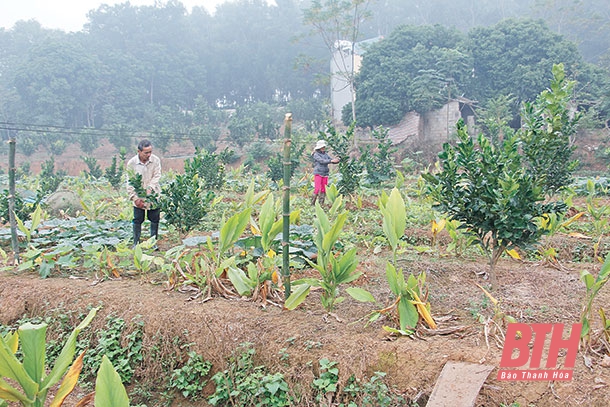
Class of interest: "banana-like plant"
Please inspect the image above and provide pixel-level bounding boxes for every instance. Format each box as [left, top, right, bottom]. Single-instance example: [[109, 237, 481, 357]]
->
[[536, 210, 584, 269], [580, 253, 610, 346], [186, 207, 253, 300], [227, 193, 299, 302], [285, 204, 362, 312], [133, 239, 165, 274], [378, 187, 436, 334], [0, 308, 98, 406], [15, 205, 43, 244]]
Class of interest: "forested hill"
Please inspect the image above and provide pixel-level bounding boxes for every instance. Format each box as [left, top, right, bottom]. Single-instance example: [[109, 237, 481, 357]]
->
[[0, 0, 608, 153]]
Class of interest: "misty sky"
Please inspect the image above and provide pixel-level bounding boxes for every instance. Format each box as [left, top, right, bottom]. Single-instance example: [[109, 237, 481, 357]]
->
[[1, 0, 235, 32]]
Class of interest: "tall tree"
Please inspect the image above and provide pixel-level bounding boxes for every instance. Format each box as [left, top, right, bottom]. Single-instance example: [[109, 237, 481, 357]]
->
[[467, 19, 583, 109], [13, 36, 104, 127], [303, 0, 373, 123], [354, 24, 470, 127]]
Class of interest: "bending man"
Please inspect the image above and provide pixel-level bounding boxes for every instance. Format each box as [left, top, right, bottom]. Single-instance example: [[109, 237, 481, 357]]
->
[[126, 139, 162, 248]]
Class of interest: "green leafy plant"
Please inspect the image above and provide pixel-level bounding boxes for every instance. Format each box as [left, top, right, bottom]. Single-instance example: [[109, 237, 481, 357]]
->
[[160, 172, 215, 235], [16, 205, 43, 245], [82, 156, 103, 179], [0, 190, 35, 224], [187, 147, 231, 190], [0, 308, 98, 406], [359, 126, 396, 186], [285, 205, 361, 313], [133, 241, 165, 273], [79, 196, 111, 221], [324, 183, 344, 216], [167, 206, 252, 300], [377, 188, 436, 333], [583, 179, 610, 240], [339, 371, 406, 407], [227, 193, 296, 303], [169, 351, 212, 400], [520, 63, 580, 196], [444, 219, 479, 257], [266, 142, 305, 182], [321, 122, 362, 195], [17, 243, 78, 278], [423, 120, 565, 289], [104, 149, 126, 190], [208, 343, 291, 407], [312, 358, 339, 404], [36, 157, 66, 202], [536, 210, 584, 268], [580, 253, 610, 346], [94, 355, 130, 407], [83, 315, 144, 385], [127, 171, 160, 209]]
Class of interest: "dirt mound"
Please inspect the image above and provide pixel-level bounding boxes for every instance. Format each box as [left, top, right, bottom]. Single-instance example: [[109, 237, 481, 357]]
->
[[1, 253, 608, 406]]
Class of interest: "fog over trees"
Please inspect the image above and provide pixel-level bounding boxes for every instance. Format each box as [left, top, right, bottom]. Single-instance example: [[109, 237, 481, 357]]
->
[[0, 0, 608, 151]]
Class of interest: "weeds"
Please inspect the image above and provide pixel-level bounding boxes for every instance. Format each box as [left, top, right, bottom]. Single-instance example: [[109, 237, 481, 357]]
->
[[340, 372, 407, 407], [208, 343, 291, 407], [312, 358, 339, 403], [169, 350, 213, 400], [82, 315, 145, 384]]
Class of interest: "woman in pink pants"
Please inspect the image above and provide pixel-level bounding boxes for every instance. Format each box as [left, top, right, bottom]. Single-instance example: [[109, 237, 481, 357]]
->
[[311, 139, 339, 206]]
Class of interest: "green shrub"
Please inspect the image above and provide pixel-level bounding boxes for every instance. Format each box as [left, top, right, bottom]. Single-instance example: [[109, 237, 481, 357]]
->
[[36, 157, 66, 202], [160, 172, 215, 235], [82, 156, 103, 179], [104, 149, 126, 190], [208, 343, 291, 407], [169, 351, 212, 400], [82, 315, 144, 384]]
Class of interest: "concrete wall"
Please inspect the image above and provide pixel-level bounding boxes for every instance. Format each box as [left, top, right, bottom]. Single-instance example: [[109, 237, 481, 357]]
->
[[423, 100, 462, 142], [388, 100, 475, 146]]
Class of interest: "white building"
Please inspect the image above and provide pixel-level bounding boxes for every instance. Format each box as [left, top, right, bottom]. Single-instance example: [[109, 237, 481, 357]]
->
[[330, 37, 383, 123]]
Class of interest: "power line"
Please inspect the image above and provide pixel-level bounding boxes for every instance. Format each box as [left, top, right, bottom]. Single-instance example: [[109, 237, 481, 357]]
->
[[0, 121, 297, 148], [0, 121, 214, 139]]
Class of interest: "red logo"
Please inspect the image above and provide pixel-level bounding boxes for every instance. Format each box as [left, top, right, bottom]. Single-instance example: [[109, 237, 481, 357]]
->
[[497, 323, 581, 381]]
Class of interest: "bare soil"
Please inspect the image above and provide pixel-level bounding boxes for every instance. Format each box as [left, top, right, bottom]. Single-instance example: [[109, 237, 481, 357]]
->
[[1, 242, 609, 406]]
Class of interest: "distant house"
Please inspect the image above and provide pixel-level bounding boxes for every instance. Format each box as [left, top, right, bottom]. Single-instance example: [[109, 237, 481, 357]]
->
[[330, 37, 383, 122], [388, 97, 477, 146], [330, 38, 476, 145]]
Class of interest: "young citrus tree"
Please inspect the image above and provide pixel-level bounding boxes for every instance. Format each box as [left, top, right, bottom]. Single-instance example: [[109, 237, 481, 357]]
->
[[423, 120, 565, 289], [520, 63, 581, 196]]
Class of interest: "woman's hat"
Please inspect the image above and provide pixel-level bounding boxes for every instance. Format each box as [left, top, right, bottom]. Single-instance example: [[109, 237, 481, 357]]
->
[[314, 140, 327, 150]]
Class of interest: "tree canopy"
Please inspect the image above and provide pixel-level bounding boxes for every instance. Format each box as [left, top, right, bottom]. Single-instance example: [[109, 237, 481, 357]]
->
[[353, 19, 609, 128], [0, 0, 608, 141]]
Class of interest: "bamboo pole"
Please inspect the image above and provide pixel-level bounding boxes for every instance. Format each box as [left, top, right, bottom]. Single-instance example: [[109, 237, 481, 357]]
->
[[8, 137, 19, 263], [282, 113, 292, 299]]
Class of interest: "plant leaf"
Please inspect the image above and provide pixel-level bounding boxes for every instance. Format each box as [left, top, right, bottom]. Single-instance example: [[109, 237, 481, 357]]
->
[[284, 284, 311, 310], [0, 338, 38, 400], [346, 287, 376, 303], [49, 351, 85, 407], [41, 308, 98, 391], [398, 296, 419, 331], [18, 322, 47, 384], [0, 377, 31, 403], [227, 266, 253, 296], [94, 356, 129, 407]]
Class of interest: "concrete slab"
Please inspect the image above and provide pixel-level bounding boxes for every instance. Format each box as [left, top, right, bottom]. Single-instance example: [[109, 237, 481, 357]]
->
[[426, 361, 495, 407]]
